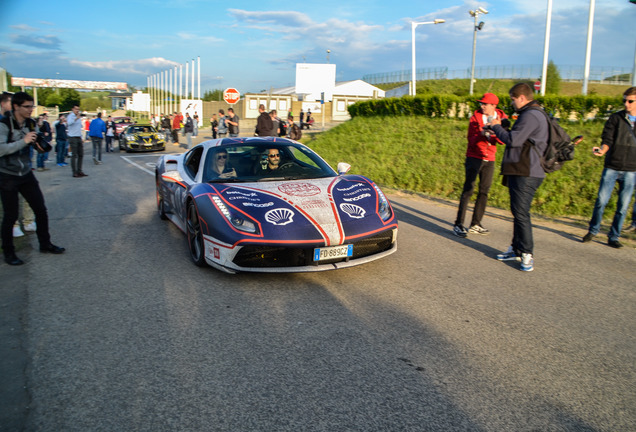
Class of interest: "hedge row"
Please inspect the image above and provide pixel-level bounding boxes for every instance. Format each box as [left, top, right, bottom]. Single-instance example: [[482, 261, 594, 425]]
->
[[348, 94, 624, 120]]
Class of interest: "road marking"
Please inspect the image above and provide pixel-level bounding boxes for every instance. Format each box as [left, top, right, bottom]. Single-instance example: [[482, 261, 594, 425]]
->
[[121, 153, 180, 176]]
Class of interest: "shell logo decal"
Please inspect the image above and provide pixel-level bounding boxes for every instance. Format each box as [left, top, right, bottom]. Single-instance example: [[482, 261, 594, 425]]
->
[[340, 203, 366, 219], [265, 208, 295, 226]]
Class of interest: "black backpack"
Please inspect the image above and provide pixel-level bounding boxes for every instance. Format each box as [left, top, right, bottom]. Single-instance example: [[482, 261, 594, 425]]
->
[[528, 106, 575, 173]]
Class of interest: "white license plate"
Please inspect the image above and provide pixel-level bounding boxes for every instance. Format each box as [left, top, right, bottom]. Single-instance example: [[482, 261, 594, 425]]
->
[[313, 244, 353, 261]]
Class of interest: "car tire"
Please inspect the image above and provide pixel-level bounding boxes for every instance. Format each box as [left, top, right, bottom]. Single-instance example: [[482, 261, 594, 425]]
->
[[186, 200, 206, 267]]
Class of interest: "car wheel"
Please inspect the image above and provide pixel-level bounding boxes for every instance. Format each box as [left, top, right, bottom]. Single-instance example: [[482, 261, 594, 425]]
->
[[156, 186, 168, 220], [186, 201, 206, 267]]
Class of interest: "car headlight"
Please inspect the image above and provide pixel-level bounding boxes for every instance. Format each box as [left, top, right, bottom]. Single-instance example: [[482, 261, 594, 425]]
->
[[373, 184, 392, 221], [212, 196, 258, 233], [157, 133, 165, 140], [125, 134, 135, 141]]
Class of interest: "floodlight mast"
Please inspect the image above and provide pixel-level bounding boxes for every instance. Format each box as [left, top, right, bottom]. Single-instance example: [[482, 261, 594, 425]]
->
[[469, 7, 488, 95], [410, 18, 445, 96]]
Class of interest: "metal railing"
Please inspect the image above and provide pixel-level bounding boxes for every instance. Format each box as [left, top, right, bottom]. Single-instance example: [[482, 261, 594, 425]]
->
[[363, 65, 632, 85]]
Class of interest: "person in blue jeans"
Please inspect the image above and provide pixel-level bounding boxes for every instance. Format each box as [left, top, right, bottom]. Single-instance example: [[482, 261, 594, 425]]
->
[[488, 83, 550, 272], [55, 114, 68, 166], [582, 87, 636, 248]]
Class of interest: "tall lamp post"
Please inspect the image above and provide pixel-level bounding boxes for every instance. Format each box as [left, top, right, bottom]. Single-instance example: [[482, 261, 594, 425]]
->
[[469, 7, 488, 95], [411, 18, 445, 96]]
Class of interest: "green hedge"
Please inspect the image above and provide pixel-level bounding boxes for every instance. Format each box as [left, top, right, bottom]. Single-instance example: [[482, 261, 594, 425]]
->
[[348, 94, 623, 120]]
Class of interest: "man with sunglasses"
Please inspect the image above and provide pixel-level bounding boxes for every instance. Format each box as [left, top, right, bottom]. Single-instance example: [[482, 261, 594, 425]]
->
[[0, 92, 65, 265], [582, 87, 636, 248], [265, 149, 282, 171]]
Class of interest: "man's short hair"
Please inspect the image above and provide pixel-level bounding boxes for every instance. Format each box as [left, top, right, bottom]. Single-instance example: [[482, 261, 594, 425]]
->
[[259, 104, 265, 110], [623, 87, 636, 97], [11, 91, 34, 109], [218, 109, 225, 115], [228, 107, 234, 113], [97, 112, 102, 118], [509, 82, 534, 100], [1, 91, 12, 105]]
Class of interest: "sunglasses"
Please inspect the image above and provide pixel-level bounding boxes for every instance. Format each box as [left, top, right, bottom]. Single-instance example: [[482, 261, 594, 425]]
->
[[217, 155, 227, 159], [268, 154, 280, 158], [624, 99, 636, 104]]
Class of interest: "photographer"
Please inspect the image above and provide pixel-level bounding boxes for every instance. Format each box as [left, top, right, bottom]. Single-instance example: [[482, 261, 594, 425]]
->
[[0, 92, 65, 265]]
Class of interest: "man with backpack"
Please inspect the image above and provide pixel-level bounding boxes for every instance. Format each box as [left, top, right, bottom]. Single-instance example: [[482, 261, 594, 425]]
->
[[582, 86, 636, 248], [488, 83, 549, 272]]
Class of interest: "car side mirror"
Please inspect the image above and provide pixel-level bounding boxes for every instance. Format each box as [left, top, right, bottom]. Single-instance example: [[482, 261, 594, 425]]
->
[[337, 162, 351, 175]]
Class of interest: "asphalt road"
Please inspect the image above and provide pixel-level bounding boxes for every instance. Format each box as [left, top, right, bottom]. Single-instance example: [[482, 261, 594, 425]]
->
[[1, 138, 635, 431]]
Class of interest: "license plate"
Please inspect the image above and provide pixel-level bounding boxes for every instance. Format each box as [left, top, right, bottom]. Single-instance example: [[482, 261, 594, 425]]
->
[[313, 244, 353, 261]]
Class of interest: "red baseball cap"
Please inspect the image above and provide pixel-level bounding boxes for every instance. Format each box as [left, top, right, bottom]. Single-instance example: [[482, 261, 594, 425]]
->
[[478, 93, 499, 105]]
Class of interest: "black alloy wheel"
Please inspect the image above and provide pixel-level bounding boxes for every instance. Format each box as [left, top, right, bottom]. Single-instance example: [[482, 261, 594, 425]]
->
[[186, 201, 206, 266]]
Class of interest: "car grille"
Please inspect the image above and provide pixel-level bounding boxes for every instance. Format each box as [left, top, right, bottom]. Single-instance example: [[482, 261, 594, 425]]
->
[[233, 230, 395, 268]]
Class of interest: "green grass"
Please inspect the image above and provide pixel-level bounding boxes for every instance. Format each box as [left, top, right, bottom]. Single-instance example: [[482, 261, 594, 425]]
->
[[308, 116, 629, 221]]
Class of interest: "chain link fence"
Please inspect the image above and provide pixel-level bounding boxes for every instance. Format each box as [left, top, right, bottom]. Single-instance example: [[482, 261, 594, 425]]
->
[[363, 65, 632, 85]]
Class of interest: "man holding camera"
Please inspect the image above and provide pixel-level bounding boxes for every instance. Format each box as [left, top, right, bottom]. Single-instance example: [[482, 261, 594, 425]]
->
[[0, 92, 65, 265]]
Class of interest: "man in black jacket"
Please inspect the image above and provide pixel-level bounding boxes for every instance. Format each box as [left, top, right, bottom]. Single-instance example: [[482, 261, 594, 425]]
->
[[0, 92, 65, 265], [489, 83, 549, 272], [582, 87, 636, 248], [255, 104, 274, 136]]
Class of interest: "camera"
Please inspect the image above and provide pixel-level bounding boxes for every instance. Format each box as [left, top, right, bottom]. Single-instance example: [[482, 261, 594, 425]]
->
[[33, 132, 52, 153]]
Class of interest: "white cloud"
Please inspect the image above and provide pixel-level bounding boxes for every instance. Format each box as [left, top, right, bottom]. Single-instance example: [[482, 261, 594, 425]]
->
[[69, 57, 180, 76]]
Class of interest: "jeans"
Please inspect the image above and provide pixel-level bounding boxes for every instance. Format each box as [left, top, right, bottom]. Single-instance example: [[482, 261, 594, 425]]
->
[[91, 136, 103, 161], [186, 132, 193, 149], [508, 175, 544, 255], [588, 168, 636, 241], [105, 136, 113, 152], [0, 171, 51, 256], [56, 140, 67, 164], [36, 152, 47, 168], [172, 129, 180, 144], [455, 157, 495, 227], [69, 136, 84, 175]]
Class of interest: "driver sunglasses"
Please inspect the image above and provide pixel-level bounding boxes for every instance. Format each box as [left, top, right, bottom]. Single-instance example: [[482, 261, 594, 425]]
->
[[268, 153, 280, 158]]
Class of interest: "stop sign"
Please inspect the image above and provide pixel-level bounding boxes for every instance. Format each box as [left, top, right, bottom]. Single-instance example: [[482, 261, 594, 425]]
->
[[534, 81, 541, 91], [223, 88, 240, 104]]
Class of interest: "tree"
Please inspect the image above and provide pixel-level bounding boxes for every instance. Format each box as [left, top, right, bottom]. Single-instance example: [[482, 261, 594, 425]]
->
[[58, 89, 81, 111], [203, 89, 223, 102], [545, 60, 562, 95]]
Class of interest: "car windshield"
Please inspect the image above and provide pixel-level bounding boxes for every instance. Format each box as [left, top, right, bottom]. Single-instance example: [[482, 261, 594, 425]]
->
[[202, 143, 337, 183], [114, 118, 132, 124], [128, 126, 156, 134]]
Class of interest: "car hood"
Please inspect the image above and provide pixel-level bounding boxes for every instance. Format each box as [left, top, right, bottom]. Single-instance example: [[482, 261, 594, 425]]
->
[[197, 175, 396, 246]]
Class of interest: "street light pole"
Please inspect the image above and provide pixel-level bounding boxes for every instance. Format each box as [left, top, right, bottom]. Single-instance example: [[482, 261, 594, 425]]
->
[[469, 7, 488, 95], [411, 19, 445, 96], [582, 0, 596, 95]]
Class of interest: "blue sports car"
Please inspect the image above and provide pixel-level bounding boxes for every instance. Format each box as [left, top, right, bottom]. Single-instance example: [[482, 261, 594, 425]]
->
[[155, 137, 398, 273]]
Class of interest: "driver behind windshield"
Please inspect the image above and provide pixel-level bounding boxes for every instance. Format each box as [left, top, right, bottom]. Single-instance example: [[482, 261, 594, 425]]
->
[[265, 148, 281, 171], [209, 149, 236, 179]]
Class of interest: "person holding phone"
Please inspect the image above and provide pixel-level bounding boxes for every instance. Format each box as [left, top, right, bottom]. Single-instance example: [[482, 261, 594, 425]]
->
[[582, 87, 636, 248]]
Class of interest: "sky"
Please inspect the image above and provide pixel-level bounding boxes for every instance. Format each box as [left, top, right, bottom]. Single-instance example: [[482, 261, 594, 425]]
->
[[1, 0, 634, 94]]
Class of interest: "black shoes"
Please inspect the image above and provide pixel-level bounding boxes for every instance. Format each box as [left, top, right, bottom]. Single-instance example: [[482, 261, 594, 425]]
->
[[40, 244, 66, 254], [582, 232, 595, 243], [4, 253, 24, 265], [608, 239, 623, 249]]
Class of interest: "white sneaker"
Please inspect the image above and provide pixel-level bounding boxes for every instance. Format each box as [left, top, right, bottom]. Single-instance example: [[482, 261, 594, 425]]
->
[[24, 222, 37, 232], [13, 226, 24, 237], [496, 245, 521, 262], [520, 253, 534, 272]]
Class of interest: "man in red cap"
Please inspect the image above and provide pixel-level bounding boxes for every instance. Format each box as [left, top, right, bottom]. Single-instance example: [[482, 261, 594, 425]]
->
[[453, 92, 508, 238]]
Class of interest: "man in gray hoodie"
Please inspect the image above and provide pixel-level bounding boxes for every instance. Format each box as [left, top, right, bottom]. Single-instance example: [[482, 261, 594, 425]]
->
[[0, 92, 65, 265]]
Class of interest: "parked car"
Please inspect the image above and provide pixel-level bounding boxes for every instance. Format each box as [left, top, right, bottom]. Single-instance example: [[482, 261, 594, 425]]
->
[[112, 116, 134, 138], [118, 124, 166, 152], [155, 137, 398, 273]]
